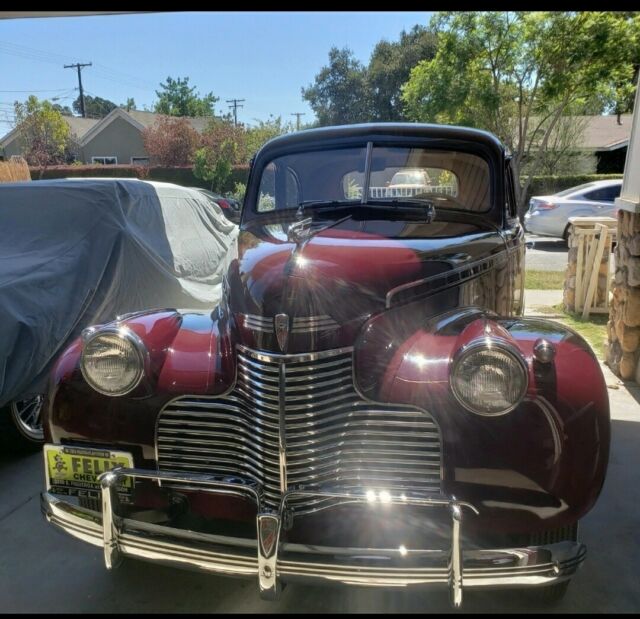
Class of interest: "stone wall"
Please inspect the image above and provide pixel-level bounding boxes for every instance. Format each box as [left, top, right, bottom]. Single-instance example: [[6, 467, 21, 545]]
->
[[606, 210, 640, 379]]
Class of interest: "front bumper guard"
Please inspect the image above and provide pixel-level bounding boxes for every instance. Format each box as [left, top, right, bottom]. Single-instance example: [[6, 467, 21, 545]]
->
[[41, 467, 586, 608]]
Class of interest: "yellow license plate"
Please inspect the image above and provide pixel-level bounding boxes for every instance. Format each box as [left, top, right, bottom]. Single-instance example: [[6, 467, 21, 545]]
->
[[44, 444, 134, 497]]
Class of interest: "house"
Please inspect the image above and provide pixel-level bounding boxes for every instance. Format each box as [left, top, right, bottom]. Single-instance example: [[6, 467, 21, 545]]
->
[[577, 114, 632, 173], [0, 108, 213, 165], [520, 114, 633, 175]]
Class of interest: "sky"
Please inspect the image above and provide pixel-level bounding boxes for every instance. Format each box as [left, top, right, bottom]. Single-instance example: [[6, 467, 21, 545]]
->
[[0, 11, 433, 133]]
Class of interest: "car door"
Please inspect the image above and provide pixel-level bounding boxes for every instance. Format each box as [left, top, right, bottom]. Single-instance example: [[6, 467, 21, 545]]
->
[[579, 184, 621, 217]]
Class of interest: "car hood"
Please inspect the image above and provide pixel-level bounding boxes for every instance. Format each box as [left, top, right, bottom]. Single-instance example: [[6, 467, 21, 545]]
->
[[226, 217, 506, 352]]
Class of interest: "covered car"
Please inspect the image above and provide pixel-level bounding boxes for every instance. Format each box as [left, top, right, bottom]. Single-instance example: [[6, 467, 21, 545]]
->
[[0, 178, 238, 444]]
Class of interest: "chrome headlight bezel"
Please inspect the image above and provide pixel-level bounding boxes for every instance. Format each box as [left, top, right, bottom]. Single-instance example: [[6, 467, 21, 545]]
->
[[450, 337, 529, 417], [80, 326, 149, 397]]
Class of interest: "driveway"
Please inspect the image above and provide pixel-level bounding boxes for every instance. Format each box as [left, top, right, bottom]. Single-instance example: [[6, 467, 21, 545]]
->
[[1, 370, 639, 613]]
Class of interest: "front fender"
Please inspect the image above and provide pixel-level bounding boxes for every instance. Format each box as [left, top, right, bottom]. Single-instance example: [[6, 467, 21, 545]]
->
[[46, 308, 235, 459], [354, 306, 610, 533]]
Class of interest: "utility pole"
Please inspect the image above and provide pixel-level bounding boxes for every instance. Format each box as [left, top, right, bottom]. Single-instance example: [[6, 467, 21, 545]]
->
[[64, 62, 92, 118], [291, 112, 306, 130], [226, 98, 245, 126]]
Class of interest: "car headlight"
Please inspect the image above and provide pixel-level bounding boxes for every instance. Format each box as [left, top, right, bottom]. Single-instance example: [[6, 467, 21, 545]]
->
[[450, 338, 528, 416], [80, 328, 147, 396]]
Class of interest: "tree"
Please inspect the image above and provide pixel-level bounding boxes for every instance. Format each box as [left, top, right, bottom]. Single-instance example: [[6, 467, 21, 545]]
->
[[245, 116, 294, 160], [13, 95, 73, 168], [73, 94, 117, 118], [154, 76, 218, 117], [193, 139, 237, 192], [302, 47, 372, 126], [367, 25, 438, 121], [402, 12, 640, 215], [200, 117, 248, 164], [50, 102, 73, 116], [121, 97, 136, 112], [141, 115, 200, 166], [528, 114, 591, 176]]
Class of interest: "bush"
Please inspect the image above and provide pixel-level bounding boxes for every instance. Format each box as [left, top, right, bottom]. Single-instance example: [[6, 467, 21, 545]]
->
[[29, 164, 250, 193], [522, 174, 623, 203]]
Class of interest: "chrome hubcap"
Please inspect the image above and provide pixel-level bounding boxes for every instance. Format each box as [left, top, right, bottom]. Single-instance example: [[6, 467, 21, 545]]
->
[[10, 395, 45, 442]]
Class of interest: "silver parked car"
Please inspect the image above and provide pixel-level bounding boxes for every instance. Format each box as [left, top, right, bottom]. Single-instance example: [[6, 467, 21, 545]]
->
[[524, 179, 621, 240]]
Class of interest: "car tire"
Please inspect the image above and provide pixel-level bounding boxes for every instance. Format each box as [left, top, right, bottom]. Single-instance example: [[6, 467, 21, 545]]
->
[[10, 395, 45, 445], [562, 224, 572, 244]]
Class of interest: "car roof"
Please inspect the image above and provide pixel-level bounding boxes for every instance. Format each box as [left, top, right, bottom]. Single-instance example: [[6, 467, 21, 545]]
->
[[255, 122, 506, 159]]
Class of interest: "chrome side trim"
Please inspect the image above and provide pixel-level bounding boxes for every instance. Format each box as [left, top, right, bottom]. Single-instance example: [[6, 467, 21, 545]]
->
[[385, 253, 498, 308]]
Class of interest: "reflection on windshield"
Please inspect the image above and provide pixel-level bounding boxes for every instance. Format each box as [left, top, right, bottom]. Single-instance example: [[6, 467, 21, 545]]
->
[[256, 145, 490, 214]]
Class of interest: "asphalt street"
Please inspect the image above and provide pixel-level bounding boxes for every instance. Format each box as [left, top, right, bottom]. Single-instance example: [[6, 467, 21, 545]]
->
[[524, 234, 569, 272]]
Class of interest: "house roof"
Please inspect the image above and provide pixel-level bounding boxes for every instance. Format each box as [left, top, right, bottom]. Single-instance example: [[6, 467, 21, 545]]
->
[[0, 114, 100, 148], [124, 109, 212, 133], [63, 116, 101, 140], [523, 114, 633, 152], [577, 114, 632, 150], [0, 107, 215, 150]]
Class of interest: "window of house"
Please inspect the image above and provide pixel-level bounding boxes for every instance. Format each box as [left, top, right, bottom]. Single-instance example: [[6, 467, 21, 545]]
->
[[131, 157, 150, 166], [92, 156, 118, 165]]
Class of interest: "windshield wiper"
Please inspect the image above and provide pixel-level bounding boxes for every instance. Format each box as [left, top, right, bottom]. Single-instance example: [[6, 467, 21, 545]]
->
[[297, 199, 436, 222]]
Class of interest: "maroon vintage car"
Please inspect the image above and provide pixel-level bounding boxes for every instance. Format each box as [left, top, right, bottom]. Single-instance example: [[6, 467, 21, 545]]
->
[[41, 124, 609, 607]]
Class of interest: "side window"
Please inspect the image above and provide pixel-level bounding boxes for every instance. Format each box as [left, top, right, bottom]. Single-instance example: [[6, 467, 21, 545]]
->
[[584, 186, 620, 202], [256, 164, 300, 212]]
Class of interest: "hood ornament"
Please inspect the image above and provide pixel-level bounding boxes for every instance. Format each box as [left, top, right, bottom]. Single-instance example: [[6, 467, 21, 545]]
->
[[274, 313, 290, 352], [287, 216, 314, 244]]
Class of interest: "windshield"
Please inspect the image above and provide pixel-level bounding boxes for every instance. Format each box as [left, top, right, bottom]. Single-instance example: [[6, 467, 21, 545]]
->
[[255, 145, 490, 213]]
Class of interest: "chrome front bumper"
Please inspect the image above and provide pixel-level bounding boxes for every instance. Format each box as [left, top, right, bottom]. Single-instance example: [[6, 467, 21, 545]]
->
[[41, 467, 586, 607]]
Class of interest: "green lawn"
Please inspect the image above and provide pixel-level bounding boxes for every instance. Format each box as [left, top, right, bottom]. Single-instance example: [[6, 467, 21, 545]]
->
[[524, 270, 565, 290], [542, 303, 608, 359]]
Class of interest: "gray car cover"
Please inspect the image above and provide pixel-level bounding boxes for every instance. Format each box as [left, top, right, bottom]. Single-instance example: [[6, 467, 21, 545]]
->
[[0, 178, 239, 407]]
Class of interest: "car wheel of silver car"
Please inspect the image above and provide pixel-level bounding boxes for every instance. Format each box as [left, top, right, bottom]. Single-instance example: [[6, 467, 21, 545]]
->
[[10, 395, 45, 443]]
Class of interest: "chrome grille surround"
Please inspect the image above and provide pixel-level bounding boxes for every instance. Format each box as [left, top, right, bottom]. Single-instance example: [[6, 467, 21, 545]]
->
[[241, 313, 340, 334], [156, 345, 442, 514]]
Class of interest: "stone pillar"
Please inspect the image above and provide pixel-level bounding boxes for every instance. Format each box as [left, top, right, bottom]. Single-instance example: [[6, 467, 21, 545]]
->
[[606, 210, 640, 379]]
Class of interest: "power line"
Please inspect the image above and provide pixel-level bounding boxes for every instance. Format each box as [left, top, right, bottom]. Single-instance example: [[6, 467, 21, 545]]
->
[[0, 88, 72, 93], [226, 98, 245, 126], [64, 62, 92, 118], [0, 39, 157, 93]]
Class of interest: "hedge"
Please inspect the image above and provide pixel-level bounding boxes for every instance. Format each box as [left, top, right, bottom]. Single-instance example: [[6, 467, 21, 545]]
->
[[29, 164, 250, 194], [521, 174, 624, 203], [29, 167, 623, 203]]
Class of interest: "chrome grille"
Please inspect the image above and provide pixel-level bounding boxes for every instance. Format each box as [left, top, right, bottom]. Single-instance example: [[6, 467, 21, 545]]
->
[[241, 314, 340, 334], [156, 346, 442, 513]]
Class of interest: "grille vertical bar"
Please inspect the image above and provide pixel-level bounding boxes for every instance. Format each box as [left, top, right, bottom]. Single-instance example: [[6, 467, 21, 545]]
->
[[156, 346, 442, 514]]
